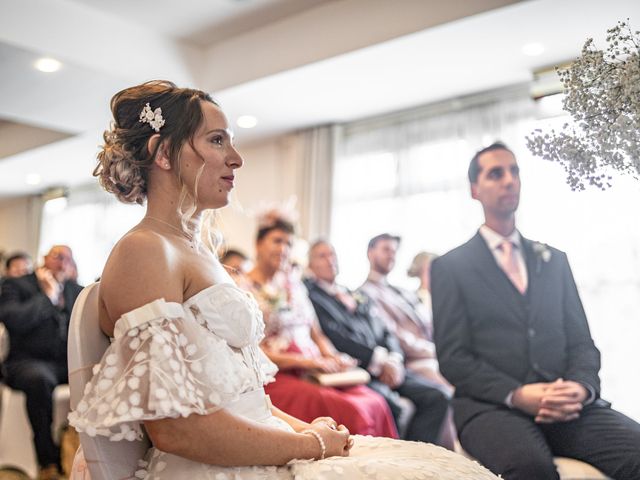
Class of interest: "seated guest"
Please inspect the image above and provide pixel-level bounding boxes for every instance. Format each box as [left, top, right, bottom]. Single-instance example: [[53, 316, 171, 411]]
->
[[0, 245, 83, 480], [407, 251, 439, 308], [4, 251, 34, 278], [241, 213, 398, 438], [220, 247, 250, 276], [432, 142, 640, 479], [305, 239, 450, 446], [359, 233, 450, 389]]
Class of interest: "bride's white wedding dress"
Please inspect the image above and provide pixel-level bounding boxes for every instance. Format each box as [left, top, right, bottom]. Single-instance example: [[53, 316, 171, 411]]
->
[[69, 283, 498, 479]]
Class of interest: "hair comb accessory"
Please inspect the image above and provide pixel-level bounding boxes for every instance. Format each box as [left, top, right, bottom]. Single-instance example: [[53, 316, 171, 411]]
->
[[139, 102, 165, 132], [254, 196, 299, 229]]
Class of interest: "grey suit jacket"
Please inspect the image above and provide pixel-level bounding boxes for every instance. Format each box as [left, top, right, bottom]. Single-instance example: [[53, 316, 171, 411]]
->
[[432, 231, 601, 429], [304, 278, 403, 371]]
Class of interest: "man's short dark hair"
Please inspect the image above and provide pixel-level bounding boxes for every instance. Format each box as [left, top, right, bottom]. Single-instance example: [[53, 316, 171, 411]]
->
[[256, 219, 295, 242], [220, 248, 247, 264], [5, 251, 31, 270], [468, 142, 515, 184], [367, 233, 401, 251]]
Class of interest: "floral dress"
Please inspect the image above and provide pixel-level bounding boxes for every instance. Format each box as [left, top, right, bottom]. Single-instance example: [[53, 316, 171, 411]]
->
[[69, 282, 499, 480]]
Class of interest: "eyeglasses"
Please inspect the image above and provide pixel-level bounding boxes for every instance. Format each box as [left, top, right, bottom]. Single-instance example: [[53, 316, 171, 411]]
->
[[48, 252, 72, 262]]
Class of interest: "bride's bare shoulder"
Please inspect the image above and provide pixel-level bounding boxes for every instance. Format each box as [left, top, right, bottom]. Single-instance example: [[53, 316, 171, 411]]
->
[[99, 227, 184, 327]]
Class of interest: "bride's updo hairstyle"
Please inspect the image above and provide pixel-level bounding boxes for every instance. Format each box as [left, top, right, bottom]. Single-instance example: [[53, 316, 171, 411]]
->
[[94, 80, 216, 205]]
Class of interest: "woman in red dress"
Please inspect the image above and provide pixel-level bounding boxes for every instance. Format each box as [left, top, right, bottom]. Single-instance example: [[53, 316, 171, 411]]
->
[[241, 212, 398, 439]]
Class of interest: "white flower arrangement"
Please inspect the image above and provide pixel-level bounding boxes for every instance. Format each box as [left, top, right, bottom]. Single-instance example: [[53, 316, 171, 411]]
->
[[139, 103, 165, 132], [532, 241, 551, 274], [532, 242, 552, 263], [527, 20, 640, 190]]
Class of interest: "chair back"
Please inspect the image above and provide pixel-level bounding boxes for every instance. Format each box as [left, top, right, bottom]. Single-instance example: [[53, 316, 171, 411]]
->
[[68, 282, 150, 480], [0, 323, 9, 364]]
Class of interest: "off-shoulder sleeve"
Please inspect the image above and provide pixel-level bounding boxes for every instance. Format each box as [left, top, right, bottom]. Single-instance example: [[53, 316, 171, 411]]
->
[[68, 299, 255, 441]]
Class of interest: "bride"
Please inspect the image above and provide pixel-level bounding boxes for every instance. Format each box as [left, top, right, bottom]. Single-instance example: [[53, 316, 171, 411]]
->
[[68, 80, 499, 479]]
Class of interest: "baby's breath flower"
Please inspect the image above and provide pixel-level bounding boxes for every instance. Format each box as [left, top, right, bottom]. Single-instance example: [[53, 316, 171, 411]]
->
[[527, 20, 640, 190]]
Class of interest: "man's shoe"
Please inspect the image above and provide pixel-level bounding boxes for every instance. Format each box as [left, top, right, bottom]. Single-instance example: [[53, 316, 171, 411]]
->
[[37, 464, 61, 480]]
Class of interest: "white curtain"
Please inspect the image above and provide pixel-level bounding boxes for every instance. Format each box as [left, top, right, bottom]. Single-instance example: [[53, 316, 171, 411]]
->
[[331, 86, 640, 421], [298, 125, 336, 242]]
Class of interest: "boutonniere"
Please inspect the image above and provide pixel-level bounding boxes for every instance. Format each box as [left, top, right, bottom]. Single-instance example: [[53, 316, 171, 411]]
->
[[352, 291, 370, 315], [532, 241, 552, 273]]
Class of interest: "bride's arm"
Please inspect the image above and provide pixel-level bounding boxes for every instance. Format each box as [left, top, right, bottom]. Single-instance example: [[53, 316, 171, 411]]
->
[[144, 409, 348, 466], [270, 404, 311, 432], [270, 407, 341, 436]]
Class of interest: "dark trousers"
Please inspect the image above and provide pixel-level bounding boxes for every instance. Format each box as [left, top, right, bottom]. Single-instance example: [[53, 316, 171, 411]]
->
[[459, 403, 640, 480], [370, 371, 450, 444], [5, 359, 68, 467]]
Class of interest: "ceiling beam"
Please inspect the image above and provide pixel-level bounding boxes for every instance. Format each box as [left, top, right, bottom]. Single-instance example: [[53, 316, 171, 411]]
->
[[202, 0, 521, 91]]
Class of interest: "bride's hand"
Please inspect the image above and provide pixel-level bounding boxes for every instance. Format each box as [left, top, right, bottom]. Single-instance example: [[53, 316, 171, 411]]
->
[[311, 416, 338, 430], [307, 423, 351, 458]]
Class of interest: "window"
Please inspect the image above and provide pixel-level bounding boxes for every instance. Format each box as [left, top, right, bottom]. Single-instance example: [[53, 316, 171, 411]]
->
[[39, 186, 145, 285]]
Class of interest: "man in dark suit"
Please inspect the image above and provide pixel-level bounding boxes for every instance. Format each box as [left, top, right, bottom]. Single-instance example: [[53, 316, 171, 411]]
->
[[432, 142, 640, 479], [0, 245, 83, 480], [304, 239, 450, 445], [4, 251, 34, 279]]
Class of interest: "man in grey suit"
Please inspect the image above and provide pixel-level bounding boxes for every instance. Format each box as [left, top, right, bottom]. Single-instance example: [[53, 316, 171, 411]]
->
[[432, 142, 640, 479]]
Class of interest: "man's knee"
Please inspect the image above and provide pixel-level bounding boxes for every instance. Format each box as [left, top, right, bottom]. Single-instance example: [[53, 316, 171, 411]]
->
[[610, 453, 640, 480], [486, 449, 560, 480], [500, 454, 558, 480], [421, 388, 450, 414], [12, 365, 57, 398], [460, 421, 558, 480]]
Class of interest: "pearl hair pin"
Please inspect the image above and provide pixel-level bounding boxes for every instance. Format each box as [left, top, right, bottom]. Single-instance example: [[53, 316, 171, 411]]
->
[[139, 103, 165, 132]]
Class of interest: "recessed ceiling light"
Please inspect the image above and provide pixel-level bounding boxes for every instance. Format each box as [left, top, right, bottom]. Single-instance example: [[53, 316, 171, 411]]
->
[[34, 57, 62, 73], [237, 115, 258, 129], [522, 42, 545, 57], [26, 173, 41, 185]]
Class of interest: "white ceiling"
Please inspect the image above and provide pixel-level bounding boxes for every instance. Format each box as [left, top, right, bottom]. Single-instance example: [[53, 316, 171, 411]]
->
[[76, 0, 330, 45], [1, 0, 639, 199]]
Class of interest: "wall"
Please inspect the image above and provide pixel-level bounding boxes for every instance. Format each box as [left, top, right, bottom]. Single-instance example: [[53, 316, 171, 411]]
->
[[0, 195, 41, 264], [218, 133, 305, 259], [0, 131, 309, 274]]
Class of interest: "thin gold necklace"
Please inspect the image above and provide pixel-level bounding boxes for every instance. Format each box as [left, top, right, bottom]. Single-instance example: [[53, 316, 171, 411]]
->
[[144, 216, 194, 242]]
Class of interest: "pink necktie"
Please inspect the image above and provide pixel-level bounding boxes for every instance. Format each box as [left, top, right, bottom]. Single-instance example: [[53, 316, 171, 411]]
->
[[499, 240, 527, 294], [335, 290, 357, 313]]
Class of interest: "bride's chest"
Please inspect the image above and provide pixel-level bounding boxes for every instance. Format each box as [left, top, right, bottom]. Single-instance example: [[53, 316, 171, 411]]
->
[[184, 284, 265, 348]]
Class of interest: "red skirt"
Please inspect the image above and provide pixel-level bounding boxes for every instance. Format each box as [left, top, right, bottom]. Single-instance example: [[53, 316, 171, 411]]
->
[[265, 372, 398, 438]]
